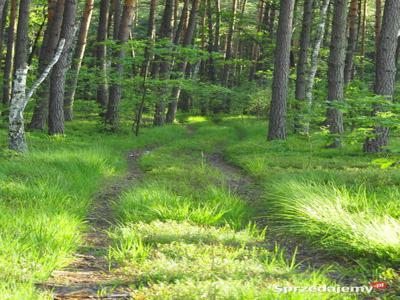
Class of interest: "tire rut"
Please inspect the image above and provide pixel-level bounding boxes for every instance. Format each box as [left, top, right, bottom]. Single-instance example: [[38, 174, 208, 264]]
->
[[206, 153, 354, 284], [38, 149, 149, 299]]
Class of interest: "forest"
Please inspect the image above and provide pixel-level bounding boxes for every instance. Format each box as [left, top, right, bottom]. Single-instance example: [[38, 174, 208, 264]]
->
[[0, 0, 400, 298]]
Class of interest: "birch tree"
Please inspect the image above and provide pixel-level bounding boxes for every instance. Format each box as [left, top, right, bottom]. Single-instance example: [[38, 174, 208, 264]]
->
[[9, 0, 65, 151]]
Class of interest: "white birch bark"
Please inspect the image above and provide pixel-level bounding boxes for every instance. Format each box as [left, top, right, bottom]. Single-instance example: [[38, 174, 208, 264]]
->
[[303, 0, 330, 133], [8, 39, 65, 152]]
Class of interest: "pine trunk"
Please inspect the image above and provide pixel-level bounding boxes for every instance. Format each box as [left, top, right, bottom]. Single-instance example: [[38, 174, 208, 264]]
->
[[153, 0, 174, 126], [267, 0, 295, 140], [64, 0, 94, 121], [95, 0, 110, 108], [105, 0, 136, 129], [48, 0, 77, 135], [29, 0, 65, 130], [326, 0, 348, 147], [294, 0, 313, 132], [364, 0, 400, 152], [166, 0, 200, 123], [344, 0, 359, 84]]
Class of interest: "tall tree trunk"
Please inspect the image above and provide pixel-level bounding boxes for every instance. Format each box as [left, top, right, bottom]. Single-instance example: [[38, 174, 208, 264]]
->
[[8, 0, 30, 151], [105, 0, 136, 129], [0, 0, 8, 67], [96, 0, 110, 108], [214, 0, 221, 51], [2, 0, 16, 106], [206, 0, 215, 82], [153, 0, 174, 126], [221, 0, 237, 86], [48, 0, 77, 135], [173, 0, 189, 44], [364, 0, 400, 153], [344, 0, 359, 84], [326, 0, 348, 147], [112, 0, 122, 39], [29, 0, 65, 130], [64, 0, 94, 121], [248, 0, 264, 81], [173, 0, 179, 33], [323, 0, 332, 47], [134, 0, 157, 136], [396, 36, 400, 66], [165, 0, 200, 123], [303, 0, 330, 133], [359, 0, 367, 78], [294, 0, 313, 132], [375, 0, 382, 60], [267, 0, 295, 140]]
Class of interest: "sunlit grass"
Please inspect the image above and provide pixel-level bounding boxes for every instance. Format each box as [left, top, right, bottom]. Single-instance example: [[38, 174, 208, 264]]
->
[[268, 180, 400, 262], [0, 102, 184, 298], [109, 118, 359, 299], [223, 117, 400, 293]]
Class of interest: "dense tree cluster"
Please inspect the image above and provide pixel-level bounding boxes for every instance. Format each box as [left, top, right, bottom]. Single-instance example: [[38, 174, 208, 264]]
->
[[0, 0, 399, 152]]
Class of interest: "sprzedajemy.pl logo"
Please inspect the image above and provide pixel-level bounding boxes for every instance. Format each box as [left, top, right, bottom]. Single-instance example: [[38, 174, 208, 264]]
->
[[273, 282, 388, 294]]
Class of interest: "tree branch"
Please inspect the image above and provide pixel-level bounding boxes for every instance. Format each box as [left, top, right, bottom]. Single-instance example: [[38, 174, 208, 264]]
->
[[25, 38, 66, 101]]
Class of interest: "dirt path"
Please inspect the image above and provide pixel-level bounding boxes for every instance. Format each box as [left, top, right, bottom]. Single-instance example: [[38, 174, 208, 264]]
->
[[192, 121, 353, 280], [206, 153, 354, 282], [39, 149, 148, 299]]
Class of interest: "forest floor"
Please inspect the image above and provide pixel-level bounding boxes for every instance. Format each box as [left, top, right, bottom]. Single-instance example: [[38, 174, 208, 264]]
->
[[0, 105, 399, 299], [38, 149, 147, 299]]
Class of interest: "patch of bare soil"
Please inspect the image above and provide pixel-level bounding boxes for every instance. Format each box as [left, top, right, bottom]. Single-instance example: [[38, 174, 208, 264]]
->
[[38, 149, 148, 299]]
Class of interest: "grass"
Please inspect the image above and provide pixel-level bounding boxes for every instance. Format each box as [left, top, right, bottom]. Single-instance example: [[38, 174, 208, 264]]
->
[[108, 117, 360, 299], [222, 117, 400, 296], [1, 102, 398, 298], [0, 103, 185, 299]]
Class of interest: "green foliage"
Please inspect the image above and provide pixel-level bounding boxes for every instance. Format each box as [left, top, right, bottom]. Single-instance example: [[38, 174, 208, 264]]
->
[[0, 104, 184, 298]]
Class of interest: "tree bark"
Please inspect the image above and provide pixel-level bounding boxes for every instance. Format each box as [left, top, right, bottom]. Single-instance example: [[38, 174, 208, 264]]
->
[[8, 0, 30, 151], [221, 0, 237, 87], [173, 0, 189, 44], [326, 0, 348, 147], [364, 0, 400, 152], [303, 0, 330, 133], [2, 0, 16, 106], [206, 0, 215, 82], [105, 0, 136, 129], [375, 0, 382, 60], [153, 0, 174, 126], [267, 0, 295, 140], [96, 0, 110, 108], [134, 0, 157, 136], [248, 0, 264, 81], [166, 0, 200, 123], [29, 0, 65, 130], [112, 0, 122, 39], [294, 0, 313, 132], [48, 0, 77, 135], [344, 0, 359, 84], [64, 0, 94, 121], [214, 0, 221, 52], [323, 0, 333, 47], [0, 0, 8, 67], [359, 0, 367, 78]]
